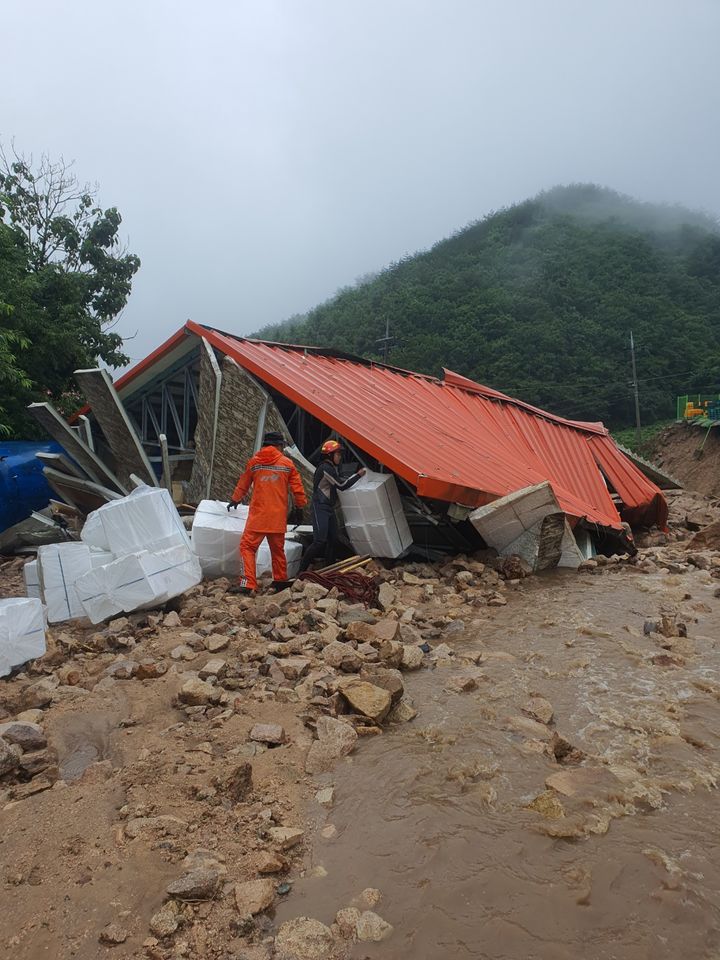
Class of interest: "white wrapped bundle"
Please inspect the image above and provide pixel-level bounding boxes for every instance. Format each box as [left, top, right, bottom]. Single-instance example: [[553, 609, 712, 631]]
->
[[76, 545, 202, 624], [339, 471, 412, 559], [23, 560, 42, 601], [37, 542, 94, 623], [191, 500, 302, 579], [0, 598, 47, 677], [81, 485, 189, 556]]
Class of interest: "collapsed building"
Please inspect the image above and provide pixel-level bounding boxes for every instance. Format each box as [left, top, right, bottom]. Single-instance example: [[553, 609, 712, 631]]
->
[[0, 320, 676, 669], [24, 320, 670, 566]]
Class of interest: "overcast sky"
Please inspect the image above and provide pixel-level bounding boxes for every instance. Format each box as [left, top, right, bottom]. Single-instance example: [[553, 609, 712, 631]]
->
[[3, 0, 719, 366]]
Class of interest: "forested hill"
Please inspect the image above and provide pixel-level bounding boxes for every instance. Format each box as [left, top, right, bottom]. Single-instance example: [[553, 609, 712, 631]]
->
[[254, 185, 720, 427]]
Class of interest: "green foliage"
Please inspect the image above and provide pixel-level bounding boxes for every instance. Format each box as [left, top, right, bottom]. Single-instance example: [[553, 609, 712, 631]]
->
[[256, 184, 720, 428], [612, 420, 673, 456], [0, 146, 140, 436], [0, 303, 31, 436]]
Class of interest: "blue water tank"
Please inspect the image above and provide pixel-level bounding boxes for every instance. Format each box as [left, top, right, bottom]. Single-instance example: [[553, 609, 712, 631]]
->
[[0, 440, 64, 533]]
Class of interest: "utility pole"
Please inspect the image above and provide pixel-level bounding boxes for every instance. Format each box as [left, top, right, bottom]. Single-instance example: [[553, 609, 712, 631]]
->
[[630, 331, 641, 446], [376, 317, 395, 363]]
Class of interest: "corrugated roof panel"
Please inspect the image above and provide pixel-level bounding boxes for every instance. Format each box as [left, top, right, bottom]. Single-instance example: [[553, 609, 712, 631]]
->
[[114, 322, 665, 531]]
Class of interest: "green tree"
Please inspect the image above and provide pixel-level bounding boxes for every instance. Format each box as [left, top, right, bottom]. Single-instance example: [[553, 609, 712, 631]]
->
[[0, 145, 140, 436]]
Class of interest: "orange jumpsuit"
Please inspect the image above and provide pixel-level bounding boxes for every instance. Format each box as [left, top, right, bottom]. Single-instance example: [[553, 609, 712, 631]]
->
[[231, 445, 307, 590]]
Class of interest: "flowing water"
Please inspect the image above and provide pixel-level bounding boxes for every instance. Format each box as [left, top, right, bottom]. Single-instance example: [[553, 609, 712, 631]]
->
[[277, 569, 720, 959]]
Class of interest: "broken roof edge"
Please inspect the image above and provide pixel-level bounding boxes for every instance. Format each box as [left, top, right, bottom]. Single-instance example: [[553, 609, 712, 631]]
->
[[441, 369, 610, 437]]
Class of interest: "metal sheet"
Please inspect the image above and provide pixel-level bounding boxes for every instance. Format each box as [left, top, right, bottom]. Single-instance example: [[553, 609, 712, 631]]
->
[[112, 322, 668, 530]]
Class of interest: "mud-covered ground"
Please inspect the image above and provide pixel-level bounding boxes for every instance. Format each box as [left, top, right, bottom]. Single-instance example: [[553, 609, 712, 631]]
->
[[1, 489, 720, 960]]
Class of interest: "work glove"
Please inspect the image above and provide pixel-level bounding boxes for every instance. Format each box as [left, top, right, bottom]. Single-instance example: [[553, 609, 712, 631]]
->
[[289, 507, 305, 526], [227, 500, 240, 512]]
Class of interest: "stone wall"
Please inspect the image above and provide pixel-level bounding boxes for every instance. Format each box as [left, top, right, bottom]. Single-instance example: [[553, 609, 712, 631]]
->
[[209, 358, 313, 503], [186, 340, 221, 503]]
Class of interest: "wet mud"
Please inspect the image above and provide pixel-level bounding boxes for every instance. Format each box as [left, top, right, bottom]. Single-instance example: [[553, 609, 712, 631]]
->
[[278, 569, 720, 959], [53, 708, 125, 781]]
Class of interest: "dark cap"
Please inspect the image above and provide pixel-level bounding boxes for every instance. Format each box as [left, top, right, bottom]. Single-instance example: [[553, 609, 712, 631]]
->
[[263, 431, 285, 446]]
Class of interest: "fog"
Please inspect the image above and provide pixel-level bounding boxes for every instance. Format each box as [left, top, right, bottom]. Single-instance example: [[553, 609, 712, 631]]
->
[[2, 0, 719, 364]]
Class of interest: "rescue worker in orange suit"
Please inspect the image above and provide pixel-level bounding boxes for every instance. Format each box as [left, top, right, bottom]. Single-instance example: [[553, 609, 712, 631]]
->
[[227, 431, 307, 595], [299, 439, 365, 572]]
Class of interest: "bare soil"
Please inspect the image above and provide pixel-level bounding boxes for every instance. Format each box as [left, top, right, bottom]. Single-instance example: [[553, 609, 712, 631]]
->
[[649, 422, 720, 499]]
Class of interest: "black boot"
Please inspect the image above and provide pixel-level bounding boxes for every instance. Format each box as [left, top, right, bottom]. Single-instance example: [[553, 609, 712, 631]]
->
[[228, 585, 256, 597]]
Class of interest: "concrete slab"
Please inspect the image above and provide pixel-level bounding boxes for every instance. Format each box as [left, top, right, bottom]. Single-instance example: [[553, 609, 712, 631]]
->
[[27, 402, 126, 493], [186, 339, 222, 503], [74, 368, 157, 488]]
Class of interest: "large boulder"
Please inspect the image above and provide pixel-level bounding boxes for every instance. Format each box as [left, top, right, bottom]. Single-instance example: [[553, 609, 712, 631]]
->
[[400, 645, 424, 670], [305, 717, 358, 774], [355, 911, 393, 942], [359, 666, 404, 704], [249, 723, 286, 745], [178, 678, 221, 706], [21, 677, 58, 709], [322, 641, 363, 673], [336, 678, 392, 723], [377, 583, 397, 612], [0, 738, 21, 777], [166, 866, 221, 901], [375, 639, 403, 668], [275, 917, 344, 960], [234, 878, 275, 916], [0, 722, 46, 751]]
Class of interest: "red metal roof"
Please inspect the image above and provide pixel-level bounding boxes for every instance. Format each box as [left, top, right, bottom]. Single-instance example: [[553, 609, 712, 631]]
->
[[172, 321, 666, 530], [108, 321, 666, 529]]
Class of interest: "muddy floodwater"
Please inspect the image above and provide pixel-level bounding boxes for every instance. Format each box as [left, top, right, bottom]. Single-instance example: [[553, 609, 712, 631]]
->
[[277, 569, 720, 959]]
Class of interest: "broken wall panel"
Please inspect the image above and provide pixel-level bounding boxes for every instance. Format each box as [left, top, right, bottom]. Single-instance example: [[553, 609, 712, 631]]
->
[[470, 481, 586, 571], [43, 467, 123, 514], [27, 402, 126, 494], [185, 339, 222, 503], [36, 452, 86, 479], [207, 357, 312, 502], [74, 368, 157, 489]]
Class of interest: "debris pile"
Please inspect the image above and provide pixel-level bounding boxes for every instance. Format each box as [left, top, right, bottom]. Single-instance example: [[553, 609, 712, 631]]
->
[[0, 543, 531, 955], [1, 485, 719, 956]]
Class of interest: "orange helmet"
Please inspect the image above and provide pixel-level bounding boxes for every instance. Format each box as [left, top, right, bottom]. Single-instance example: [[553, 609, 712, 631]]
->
[[321, 439, 342, 455]]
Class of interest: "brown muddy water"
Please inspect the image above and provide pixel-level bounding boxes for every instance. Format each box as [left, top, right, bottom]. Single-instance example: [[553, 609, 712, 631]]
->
[[277, 568, 720, 959]]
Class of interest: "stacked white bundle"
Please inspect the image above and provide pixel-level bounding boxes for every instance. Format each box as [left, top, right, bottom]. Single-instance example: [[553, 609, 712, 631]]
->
[[81, 486, 190, 555], [37, 542, 95, 623], [75, 544, 202, 625], [190, 500, 303, 579], [0, 598, 46, 677], [73, 485, 198, 623], [191, 501, 250, 578], [338, 471, 412, 559]]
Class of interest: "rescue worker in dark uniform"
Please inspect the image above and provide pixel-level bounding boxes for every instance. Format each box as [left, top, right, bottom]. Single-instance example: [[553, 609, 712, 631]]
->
[[299, 439, 365, 571]]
